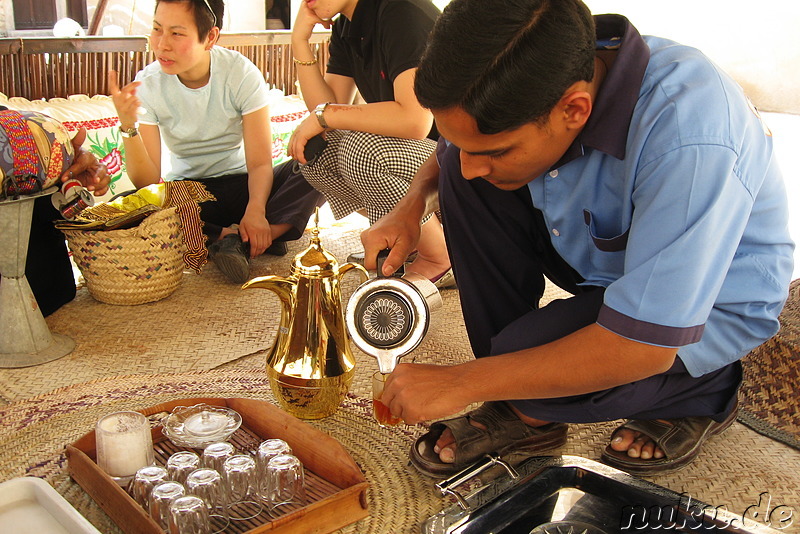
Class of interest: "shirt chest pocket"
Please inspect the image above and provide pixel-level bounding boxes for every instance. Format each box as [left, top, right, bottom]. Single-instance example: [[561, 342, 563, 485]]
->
[[582, 209, 629, 277]]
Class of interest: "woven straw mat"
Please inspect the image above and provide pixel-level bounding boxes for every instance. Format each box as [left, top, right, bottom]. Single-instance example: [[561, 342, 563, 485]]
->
[[0, 217, 368, 404], [1, 214, 799, 532], [1, 369, 798, 534], [738, 278, 800, 449]]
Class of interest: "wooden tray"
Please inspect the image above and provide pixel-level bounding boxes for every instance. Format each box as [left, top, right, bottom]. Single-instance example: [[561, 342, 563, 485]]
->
[[66, 397, 370, 534]]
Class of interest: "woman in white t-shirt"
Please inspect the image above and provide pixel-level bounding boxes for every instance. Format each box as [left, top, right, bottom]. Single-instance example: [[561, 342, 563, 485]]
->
[[109, 0, 323, 283]]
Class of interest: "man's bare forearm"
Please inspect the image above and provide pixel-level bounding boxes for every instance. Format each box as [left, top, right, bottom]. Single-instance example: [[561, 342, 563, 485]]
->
[[400, 151, 441, 221]]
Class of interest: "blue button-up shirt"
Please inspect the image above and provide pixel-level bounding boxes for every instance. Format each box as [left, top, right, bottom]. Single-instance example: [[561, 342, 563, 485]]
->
[[526, 15, 794, 376]]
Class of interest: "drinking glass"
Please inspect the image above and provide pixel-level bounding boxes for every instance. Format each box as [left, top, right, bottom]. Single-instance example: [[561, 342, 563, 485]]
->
[[167, 451, 200, 486], [201, 442, 235, 477], [223, 454, 263, 520], [149, 480, 186, 531], [185, 468, 229, 533], [168, 495, 210, 534], [264, 453, 306, 515], [255, 439, 291, 500], [95, 411, 155, 486], [372, 371, 402, 427], [130, 465, 169, 512]]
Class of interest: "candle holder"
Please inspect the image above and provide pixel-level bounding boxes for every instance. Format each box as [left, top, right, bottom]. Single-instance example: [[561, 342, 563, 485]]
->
[[95, 411, 155, 486]]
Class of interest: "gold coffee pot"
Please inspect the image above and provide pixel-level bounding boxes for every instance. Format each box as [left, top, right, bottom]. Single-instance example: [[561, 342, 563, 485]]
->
[[242, 210, 367, 419]]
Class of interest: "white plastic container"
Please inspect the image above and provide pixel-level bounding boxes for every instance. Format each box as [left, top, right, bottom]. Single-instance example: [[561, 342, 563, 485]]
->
[[0, 477, 101, 533]]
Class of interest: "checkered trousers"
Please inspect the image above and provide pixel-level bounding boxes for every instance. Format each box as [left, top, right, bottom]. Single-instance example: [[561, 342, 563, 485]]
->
[[300, 129, 436, 224]]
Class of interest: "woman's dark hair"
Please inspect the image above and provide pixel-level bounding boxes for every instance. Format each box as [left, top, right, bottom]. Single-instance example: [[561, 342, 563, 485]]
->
[[155, 0, 224, 41], [415, 0, 595, 134]]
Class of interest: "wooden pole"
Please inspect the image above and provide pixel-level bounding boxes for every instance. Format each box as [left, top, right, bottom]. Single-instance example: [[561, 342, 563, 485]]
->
[[88, 0, 110, 36]]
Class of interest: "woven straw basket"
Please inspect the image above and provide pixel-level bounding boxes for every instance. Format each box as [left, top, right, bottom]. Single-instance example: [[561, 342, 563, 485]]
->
[[63, 207, 187, 305]]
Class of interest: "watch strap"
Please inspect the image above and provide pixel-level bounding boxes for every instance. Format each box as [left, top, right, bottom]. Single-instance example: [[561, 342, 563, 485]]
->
[[314, 102, 330, 129], [120, 123, 139, 138]]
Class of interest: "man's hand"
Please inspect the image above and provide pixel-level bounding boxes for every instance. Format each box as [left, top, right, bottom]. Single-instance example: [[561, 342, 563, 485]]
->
[[292, 1, 332, 43], [361, 207, 423, 276], [61, 128, 110, 196], [239, 209, 272, 257], [380, 363, 472, 424]]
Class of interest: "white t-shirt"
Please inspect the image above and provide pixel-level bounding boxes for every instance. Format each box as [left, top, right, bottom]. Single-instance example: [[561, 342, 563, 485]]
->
[[136, 46, 270, 180]]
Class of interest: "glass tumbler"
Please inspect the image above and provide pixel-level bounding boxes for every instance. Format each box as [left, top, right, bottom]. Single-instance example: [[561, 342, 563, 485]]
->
[[168, 495, 210, 534], [265, 453, 306, 515], [167, 451, 201, 486], [149, 480, 186, 531], [130, 465, 169, 512], [201, 442, 235, 477], [372, 371, 402, 427], [255, 439, 292, 500], [223, 454, 263, 521], [185, 468, 229, 533]]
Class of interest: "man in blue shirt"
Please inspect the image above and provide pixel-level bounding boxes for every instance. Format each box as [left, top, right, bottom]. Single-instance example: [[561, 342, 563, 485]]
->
[[362, 0, 794, 476]]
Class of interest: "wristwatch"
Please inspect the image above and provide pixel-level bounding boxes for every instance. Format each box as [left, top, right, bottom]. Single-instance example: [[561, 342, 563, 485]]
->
[[314, 102, 330, 129], [120, 123, 139, 138]]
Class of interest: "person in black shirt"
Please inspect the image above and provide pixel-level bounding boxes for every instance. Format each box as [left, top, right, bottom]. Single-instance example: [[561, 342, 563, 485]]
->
[[288, 0, 454, 288]]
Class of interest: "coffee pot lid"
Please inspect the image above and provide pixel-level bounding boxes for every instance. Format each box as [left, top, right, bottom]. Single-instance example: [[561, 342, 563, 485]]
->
[[290, 208, 340, 278]]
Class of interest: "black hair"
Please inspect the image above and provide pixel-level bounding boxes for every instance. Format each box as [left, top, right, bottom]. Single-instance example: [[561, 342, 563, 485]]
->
[[155, 0, 224, 41], [414, 0, 596, 134]]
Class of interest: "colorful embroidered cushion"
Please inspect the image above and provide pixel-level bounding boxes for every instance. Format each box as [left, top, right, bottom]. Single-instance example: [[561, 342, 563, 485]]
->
[[0, 93, 133, 202], [0, 109, 74, 200]]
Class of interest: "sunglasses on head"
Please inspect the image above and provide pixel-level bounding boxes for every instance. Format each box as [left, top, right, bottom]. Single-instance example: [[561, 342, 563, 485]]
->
[[200, 0, 218, 28]]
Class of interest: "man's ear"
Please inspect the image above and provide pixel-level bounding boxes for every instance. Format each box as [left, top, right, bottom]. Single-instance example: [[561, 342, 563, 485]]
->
[[559, 90, 593, 130]]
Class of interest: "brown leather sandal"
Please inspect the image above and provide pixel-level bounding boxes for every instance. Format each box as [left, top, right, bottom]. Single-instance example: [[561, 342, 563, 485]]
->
[[409, 401, 568, 478], [600, 403, 738, 475]]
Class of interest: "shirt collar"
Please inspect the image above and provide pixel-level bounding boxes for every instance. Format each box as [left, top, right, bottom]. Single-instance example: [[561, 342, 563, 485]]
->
[[555, 14, 650, 167], [340, 0, 377, 45]]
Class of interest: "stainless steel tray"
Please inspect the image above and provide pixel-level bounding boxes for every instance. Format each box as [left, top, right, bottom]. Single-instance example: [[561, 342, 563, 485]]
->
[[422, 455, 784, 534]]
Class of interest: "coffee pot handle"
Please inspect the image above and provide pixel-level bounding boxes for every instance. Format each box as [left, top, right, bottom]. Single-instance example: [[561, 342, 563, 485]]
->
[[337, 262, 368, 283], [376, 249, 390, 278], [376, 248, 405, 278]]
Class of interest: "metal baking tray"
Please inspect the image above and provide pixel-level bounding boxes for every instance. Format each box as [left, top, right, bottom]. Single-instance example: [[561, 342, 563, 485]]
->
[[422, 455, 785, 534]]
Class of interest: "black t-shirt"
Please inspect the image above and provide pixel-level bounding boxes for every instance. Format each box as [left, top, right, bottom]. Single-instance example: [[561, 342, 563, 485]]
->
[[326, 0, 439, 137]]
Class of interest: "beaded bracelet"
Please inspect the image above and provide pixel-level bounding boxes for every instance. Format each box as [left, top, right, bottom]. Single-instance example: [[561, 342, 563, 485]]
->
[[293, 57, 318, 66]]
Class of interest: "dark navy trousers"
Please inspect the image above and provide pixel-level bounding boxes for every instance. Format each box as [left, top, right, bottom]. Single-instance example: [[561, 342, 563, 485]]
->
[[437, 143, 740, 424], [196, 159, 325, 243]]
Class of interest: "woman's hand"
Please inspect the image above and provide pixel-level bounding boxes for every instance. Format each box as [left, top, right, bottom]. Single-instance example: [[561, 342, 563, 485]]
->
[[239, 208, 272, 257], [108, 70, 141, 128], [287, 114, 325, 164]]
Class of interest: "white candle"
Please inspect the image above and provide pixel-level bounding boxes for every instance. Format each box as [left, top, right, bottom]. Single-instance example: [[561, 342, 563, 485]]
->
[[96, 411, 154, 484]]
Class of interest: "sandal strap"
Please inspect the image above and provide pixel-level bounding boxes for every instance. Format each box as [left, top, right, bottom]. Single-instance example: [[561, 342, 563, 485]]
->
[[431, 402, 560, 465], [620, 416, 724, 460]]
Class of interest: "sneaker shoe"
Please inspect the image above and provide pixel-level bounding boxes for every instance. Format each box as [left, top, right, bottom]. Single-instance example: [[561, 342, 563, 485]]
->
[[265, 240, 288, 256], [431, 268, 457, 289], [208, 234, 250, 284]]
